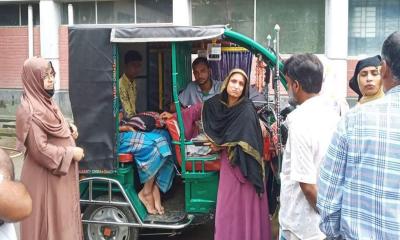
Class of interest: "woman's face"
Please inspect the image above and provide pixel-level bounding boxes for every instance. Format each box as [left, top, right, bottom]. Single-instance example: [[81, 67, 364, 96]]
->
[[43, 64, 55, 90], [226, 73, 246, 103], [358, 66, 382, 97]]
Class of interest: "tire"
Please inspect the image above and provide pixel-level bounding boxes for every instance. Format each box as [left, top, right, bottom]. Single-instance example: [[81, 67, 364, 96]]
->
[[83, 195, 139, 240]]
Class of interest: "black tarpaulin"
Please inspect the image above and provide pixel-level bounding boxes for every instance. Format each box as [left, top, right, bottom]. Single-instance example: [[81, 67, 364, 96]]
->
[[69, 27, 116, 171], [110, 25, 226, 43]]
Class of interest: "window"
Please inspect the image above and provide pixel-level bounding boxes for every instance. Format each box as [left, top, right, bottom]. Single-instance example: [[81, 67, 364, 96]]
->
[[73, 2, 96, 24], [0, 4, 19, 26], [98, 1, 134, 24], [350, 7, 376, 38], [191, 0, 325, 54], [191, 0, 255, 39], [256, 0, 325, 54], [21, 4, 40, 26], [349, 0, 400, 56], [137, 0, 172, 23], [0, 3, 40, 26], [61, 2, 96, 24], [61, 0, 172, 25]]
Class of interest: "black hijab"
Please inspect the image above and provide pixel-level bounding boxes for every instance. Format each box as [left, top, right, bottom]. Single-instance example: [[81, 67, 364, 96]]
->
[[202, 69, 265, 194], [349, 55, 381, 100]]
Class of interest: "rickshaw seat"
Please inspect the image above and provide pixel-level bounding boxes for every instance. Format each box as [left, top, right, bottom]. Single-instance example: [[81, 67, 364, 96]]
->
[[165, 119, 220, 171], [118, 153, 134, 163]]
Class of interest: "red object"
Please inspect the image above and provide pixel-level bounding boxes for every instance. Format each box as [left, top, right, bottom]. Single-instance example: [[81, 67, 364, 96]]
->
[[103, 227, 112, 237], [118, 153, 134, 163], [165, 118, 220, 171], [263, 136, 271, 161]]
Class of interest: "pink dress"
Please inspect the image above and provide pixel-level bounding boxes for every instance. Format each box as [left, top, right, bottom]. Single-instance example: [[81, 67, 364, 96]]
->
[[215, 150, 271, 240], [180, 103, 271, 240]]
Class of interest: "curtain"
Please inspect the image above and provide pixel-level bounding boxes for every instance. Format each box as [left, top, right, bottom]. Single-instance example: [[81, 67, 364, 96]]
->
[[209, 51, 253, 82]]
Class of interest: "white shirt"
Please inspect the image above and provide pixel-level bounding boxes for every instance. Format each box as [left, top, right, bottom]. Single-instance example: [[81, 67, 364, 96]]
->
[[0, 223, 17, 240], [279, 95, 340, 240]]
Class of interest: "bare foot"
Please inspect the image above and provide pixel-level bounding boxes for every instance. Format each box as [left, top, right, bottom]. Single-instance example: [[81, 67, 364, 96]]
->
[[152, 185, 165, 215], [138, 190, 157, 214]]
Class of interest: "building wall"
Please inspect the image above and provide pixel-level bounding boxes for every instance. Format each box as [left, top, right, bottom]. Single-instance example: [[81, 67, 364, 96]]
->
[[347, 59, 358, 97], [0, 26, 40, 88], [59, 25, 69, 90]]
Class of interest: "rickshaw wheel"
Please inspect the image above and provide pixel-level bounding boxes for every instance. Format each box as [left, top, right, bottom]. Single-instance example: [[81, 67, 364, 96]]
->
[[83, 195, 138, 240]]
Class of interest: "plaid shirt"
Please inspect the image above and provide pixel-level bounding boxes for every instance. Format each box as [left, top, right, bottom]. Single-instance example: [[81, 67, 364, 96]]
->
[[119, 74, 137, 119], [317, 85, 400, 240]]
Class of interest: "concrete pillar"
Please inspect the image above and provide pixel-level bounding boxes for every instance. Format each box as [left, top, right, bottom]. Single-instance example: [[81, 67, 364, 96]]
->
[[68, 4, 74, 26], [39, 0, 61, 91], [173, 0, 190, 25], [28, 4, 33, 58], [322, 0, 349, 99]]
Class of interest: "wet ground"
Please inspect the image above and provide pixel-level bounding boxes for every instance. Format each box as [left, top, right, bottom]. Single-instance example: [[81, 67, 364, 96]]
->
[[0, 136, 214, 240]]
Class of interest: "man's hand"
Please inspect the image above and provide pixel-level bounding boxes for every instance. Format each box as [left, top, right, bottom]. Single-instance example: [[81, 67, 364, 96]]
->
[[160, 112, 173, 120]]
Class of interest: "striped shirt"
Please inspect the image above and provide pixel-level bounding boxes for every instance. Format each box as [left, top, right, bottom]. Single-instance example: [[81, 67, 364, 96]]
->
[[317, 85, 400, 240]]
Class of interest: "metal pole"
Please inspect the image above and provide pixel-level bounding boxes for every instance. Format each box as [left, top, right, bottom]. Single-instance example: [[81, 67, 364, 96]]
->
[[273, 24, 283, 175], [267, 34, 271, 48]]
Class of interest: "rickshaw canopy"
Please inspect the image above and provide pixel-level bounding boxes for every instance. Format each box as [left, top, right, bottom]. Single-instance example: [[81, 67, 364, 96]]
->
[[110, 25, 226, 43]]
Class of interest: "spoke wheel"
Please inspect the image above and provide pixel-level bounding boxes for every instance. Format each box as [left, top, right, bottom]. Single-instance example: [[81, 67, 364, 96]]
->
[[83, 195, 138, 240]]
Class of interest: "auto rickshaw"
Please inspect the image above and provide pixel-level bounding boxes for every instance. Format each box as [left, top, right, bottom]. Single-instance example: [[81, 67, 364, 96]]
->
[[69, 25, 286, 240]]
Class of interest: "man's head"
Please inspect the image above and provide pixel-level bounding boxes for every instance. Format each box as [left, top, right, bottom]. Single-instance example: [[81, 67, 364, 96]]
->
[[0, 149, 14, 181], [124, 50, 142, 80], [381, 31, 400, 92], [283, 54, 324, 105], [192, 57, 211, 86]]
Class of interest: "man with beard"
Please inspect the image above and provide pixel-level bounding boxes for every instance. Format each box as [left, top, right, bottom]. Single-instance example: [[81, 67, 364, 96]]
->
[[178, 57, 222, 107], [278, 54, 340, 240]]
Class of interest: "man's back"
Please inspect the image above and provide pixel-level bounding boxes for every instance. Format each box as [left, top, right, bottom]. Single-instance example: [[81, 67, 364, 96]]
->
[[280, 95, 340, 240], [318, 85, 400, 239]]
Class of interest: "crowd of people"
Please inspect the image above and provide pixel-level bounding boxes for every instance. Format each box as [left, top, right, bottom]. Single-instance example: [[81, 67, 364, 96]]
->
[[1, 31, 400, 240]]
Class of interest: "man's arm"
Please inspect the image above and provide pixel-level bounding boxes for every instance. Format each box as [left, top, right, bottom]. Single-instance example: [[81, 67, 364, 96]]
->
[[0, 180, 32, 222], [299, 182, 317, 212], [317, 119, 348, 238]]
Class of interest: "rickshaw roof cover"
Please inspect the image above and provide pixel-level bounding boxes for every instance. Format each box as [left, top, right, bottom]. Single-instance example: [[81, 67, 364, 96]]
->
[[110, 25, 226, 43]]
